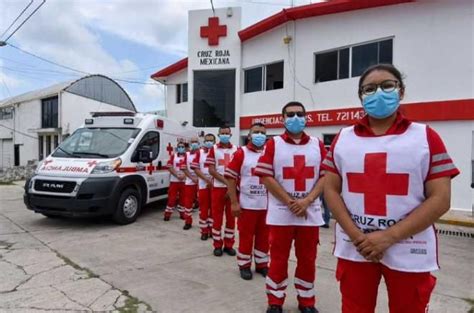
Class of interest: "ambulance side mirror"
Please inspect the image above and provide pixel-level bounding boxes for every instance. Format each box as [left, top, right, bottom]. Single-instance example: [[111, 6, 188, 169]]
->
[[137, 146, 153, 163]]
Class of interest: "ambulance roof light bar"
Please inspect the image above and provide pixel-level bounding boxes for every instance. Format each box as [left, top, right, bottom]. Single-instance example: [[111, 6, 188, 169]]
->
[[91, 112, 136, 117]]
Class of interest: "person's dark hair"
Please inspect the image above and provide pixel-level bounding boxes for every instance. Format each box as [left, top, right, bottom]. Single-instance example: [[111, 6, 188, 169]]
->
[[281, 101, 306, 116], [204, 133, 216, 140], [358, 64, 405, 97], [250, 122, 265, 128], [218, 125, 231, 132]]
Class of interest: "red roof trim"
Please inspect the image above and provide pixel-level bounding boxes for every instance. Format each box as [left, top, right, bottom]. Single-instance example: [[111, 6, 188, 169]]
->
[[150, 58, 188, 80], [238, 0, 415, 42]]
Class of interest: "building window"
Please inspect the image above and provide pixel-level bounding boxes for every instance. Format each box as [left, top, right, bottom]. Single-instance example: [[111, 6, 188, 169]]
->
[[0, 107, 13, 120], [243, 61, 284, 93], [45, 136, 51, 157], [315, 38, 393, 83], [53, 135, 59, 149], [193, 69, 235, 127], [176, 83, 188, 103], [41, 96, 58, 128], [38, 135, 44, 161], [244, 67, 263, 93]]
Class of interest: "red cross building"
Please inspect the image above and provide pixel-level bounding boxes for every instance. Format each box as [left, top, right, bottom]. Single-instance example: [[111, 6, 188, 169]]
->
[[166, 143, 174, 157], [87, 160, 98, 168], [218, 153, 231, 170], [347, 153, 409, 217], [283, 155, 315, 192], [251, 167, 264, 184], [200, 17, 227, 46]]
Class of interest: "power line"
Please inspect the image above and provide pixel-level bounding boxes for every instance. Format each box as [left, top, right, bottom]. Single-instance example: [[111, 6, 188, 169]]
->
[[0, 123, 38, 140], [1, 77, 12, 97], [3, 0, 46, 43], [0, 0, 34, 39], [5, 43, 159, 85]]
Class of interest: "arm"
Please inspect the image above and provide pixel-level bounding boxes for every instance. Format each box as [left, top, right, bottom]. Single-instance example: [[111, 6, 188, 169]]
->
[[324, 172, 365, 241], [227, 178, 241, 217], [209, 165, 228, 185], [357, 177, 452, 260], [262, 176, 293, 207], [289, 176, 325, 217], [183, 168, 198, 184], [168, 167, 183, 180], [194, 168, 212, 187]]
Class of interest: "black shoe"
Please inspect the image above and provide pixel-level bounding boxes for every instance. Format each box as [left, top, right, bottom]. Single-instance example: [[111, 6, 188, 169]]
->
[[266, 305, 283, 313], [239, 268, 253, 280], [223, 247, 236, 256], [213, 248, 223, 257], [183, 224, 192, 230], [163, 216, 170, 221], [299, 306, 319, 313], [200, 234, 209, 241], [321, 224, 329, 228], [256, 267, 268, 277]]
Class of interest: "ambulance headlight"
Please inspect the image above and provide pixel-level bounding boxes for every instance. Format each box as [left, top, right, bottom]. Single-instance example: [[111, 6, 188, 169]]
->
[[91, 159, 122, 174]]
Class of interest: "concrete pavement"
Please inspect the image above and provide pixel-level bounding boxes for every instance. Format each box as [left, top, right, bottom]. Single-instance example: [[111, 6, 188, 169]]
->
[[0, 182, 473, 313]]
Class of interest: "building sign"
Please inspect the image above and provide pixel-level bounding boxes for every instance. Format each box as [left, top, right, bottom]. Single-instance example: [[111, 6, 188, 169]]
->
[[197, 49, 231, 65], [240, 99, 474, 129], [200, 17, 227, 46]]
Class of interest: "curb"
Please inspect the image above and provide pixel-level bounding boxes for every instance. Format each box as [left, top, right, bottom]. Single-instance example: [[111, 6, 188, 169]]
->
[[437, 218, 474, 228]]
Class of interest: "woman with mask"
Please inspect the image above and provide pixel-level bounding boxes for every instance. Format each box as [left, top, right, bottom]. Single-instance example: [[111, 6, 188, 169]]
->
[[254, 102, 326, 313], [322, 64, 459, 313], [191, 133, 216, 240], [164, 142, 187, 221], [225, 122, 269, 281]]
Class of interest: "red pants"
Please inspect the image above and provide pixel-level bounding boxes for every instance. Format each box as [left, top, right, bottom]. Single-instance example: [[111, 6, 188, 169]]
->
[[211, 187, 235, 249], [182, 184, 197, 225], [165, 182, 185, 218], [336, 258, 436, 313], [266, 225, 319, 307], [198, 188, 212, 234], [237, 209, 269, 270]]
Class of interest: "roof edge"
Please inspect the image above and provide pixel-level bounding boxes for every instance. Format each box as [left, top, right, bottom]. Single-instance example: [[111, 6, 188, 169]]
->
[[150, 58, 188, 82]]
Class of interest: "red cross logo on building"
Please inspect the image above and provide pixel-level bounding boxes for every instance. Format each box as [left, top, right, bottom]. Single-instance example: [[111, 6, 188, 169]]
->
[[251, 167, 263, 184], [347, 153, 409, 217], [200, 17, 227, 46], [87, 160, 98, 168], [283, 155, 315, 192], [218, 153, 231, 170], [166, 143, 174, 157]]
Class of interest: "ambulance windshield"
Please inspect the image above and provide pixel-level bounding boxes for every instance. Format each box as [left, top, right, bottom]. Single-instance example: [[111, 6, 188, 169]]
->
[[52, 128, 140, 159]]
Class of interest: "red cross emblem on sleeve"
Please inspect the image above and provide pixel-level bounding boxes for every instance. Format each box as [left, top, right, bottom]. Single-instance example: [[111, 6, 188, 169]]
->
[[218, 153, 231, 170], [200, 17, 227, 46], [347, 153, 409, 217], [282, 155, 315, 192]]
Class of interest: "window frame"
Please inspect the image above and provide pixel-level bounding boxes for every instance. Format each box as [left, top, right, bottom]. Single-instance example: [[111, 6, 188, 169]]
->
[[314, 37, 394, 84], [176, 83, 188, 104], [131, 131, 160, 163], [41, 96, 59, 128], [243, 60, 284, 94]]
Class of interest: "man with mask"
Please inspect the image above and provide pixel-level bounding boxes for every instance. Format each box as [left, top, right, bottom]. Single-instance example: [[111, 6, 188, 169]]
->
[[164, 141, 187, 221], [191, 133, 216, 240], [255, 102, 326, 313], [205, 126, 238, 257], [225, 123, 269, 281], [181, 137, 201, 230]]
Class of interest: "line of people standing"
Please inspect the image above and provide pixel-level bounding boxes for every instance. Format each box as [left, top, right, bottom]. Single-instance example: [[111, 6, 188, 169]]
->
[[163, 64, 459, 313]]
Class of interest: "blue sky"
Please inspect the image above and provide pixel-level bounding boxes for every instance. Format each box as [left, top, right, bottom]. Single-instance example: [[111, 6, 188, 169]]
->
[[0, 0, 316, 112]]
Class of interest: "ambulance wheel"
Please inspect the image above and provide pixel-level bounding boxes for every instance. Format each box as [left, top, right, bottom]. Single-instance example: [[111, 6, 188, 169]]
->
[[113, 188, 141, 225]]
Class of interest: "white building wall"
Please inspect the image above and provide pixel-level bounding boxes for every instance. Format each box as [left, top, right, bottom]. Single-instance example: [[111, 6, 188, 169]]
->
[[163, 70, 191, 126], [13, 98, 42, 166]]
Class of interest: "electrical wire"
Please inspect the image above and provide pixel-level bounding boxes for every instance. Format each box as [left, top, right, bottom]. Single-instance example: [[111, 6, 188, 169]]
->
[[0, 123, 38, 140], [0, 0, 34, 39], [3, 0, 46, 43]]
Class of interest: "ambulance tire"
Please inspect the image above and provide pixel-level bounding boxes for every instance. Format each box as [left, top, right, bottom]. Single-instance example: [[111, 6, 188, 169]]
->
[[113, 188, 142, 225]]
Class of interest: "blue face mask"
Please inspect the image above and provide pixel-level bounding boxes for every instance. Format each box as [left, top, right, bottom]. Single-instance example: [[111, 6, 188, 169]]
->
[[285, 116, 306, 134], [362, 89, 400, 119], [251, 133, 266, 147], [190, 143, 199, 150], [204, 141, 214, 148], [177, 147, 185, 154], [219, 134, 231, 144]]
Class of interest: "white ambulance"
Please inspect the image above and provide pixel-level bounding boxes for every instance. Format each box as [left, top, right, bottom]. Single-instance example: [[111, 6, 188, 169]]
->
[[24, 112, 198, 224]]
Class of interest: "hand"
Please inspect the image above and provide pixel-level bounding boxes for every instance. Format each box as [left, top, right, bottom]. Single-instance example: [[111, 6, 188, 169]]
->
[[353, 230, 396, 262], [224, 192, 230, 200], [177, 173, 185, 181], [192, 177, 198, 184], [231, 201, 241, 218], [206, 179, 213, 188], [289, 198, 311, 218]]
